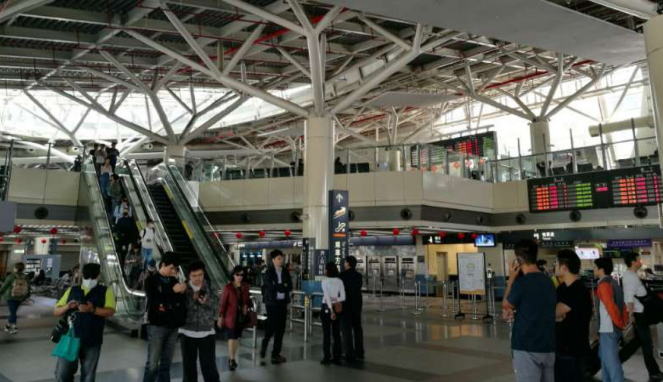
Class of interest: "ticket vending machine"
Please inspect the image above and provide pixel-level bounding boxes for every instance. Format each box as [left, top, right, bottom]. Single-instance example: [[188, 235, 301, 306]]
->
[[367, 258, 382, 292], [399, 256, 416, 294], [382, 256, 399, 293]]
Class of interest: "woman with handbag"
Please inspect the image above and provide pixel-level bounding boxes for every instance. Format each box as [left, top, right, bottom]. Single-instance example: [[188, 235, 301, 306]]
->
[[321, 262, 346, 365], [218, 265, 250, 371]]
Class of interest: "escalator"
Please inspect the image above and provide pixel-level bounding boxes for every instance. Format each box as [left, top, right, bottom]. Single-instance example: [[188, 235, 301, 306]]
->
[[146, 183, 198, 266], [76, 157, 145, 322], [127, 160, 232, 289]]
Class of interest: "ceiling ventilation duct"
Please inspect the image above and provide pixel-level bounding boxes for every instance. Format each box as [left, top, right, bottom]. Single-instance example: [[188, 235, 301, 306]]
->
[[588, 115, 655, 137]]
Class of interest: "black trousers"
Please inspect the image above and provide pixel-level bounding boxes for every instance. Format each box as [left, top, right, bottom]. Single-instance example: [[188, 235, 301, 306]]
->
[[180, 335, 220, 382], [635, 313, 662, 376], [342, 307, 364, 358], [321, 308, 342, 360], [263, 304, 288, 357], [554, 354, 586, 382]]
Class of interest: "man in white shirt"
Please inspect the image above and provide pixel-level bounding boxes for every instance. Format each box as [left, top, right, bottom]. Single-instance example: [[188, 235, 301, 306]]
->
[[139, 219, 156, 270], [623, 252, 663, 380]]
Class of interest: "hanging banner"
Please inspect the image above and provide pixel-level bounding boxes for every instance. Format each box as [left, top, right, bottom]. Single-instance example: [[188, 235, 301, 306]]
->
[[329, 190, 349, 268], [457, 252, 486, 296]]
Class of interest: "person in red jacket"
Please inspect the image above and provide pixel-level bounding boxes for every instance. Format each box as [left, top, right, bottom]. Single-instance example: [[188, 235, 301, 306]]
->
[[218, 265, 250, 371]]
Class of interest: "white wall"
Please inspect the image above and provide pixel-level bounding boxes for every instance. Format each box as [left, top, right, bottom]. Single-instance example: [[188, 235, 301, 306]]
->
[[8, 168, 80, 206]]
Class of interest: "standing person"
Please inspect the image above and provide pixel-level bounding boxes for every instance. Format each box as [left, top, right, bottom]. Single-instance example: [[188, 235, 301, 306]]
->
[[595, 258, 628, 382], [218, 265, 250, 371], [503, 240, 556, 382], [553, 250, 592, 382], [135, 259, 157, 290], [143, 253, 187, 382], [99, 158, 112, 198], [340, 255, 364, 362], [53, 263, 116, 382], [260, 250, 292, 364], [124, 244, 143, 287], [179, 261, 220, 382], [113, 197, 132, 224], [114, 211, 137, 256], [622, 252, 663, 380], [139, 220, 157, 270], [1, 262, 29, 334], [94, 144, 106, 174], [321, 262, 346, 365], [109, 175, 122, 216], [106, 142, 119, 173]]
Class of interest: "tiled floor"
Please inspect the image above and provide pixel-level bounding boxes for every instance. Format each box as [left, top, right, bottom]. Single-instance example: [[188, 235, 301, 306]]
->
[[0, 295, 660, 382]]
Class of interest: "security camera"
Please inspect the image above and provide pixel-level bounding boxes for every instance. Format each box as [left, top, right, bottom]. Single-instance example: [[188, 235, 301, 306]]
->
[[143, 143, 154, 150]]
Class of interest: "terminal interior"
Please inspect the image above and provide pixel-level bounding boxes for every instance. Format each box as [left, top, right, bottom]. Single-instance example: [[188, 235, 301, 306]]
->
[[1, 0, 663, 381]]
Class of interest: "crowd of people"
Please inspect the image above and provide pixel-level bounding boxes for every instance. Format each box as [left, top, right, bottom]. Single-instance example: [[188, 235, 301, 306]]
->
[[504, 240, 663, 382]]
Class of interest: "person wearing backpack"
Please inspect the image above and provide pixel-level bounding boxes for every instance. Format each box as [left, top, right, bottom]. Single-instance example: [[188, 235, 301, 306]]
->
[[1, 262, 29, 334], [139, 219, 157, 270], [53, 263, 116, 382]]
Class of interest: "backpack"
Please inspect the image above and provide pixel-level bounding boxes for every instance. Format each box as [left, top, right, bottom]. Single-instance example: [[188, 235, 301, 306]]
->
[[636, 288, 663, 325], [10, 274, 29, 299]]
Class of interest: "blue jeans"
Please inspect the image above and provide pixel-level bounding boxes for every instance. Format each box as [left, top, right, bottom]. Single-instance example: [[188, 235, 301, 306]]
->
[[142, 247, 154, 270], [143, 325, 178, 382], [99, 173, 110, 197], [599, 332, 624, 382], [7, 299, 20, 325], [55, 344, 102, 382]]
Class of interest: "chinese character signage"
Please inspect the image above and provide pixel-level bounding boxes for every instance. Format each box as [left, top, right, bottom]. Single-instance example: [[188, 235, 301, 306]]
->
[[329, 190, 349, 268], [316, 250, 328, 276], [607, 239, 652, 249]]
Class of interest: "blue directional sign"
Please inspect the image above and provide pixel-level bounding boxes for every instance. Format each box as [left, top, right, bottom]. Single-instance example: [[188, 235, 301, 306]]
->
[[329, 190, 349, 268]]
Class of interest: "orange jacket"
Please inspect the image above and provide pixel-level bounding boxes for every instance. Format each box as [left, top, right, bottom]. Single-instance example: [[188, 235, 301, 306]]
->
[[596, 281, 629, 331]]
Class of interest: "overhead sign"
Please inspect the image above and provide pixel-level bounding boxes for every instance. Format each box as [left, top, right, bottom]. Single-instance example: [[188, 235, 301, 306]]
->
[[540, 240, 574, 248], [607, 239, 652, 249], [457, 252, 486, 296], [315, 250, 328, 277], [329, 190, 349, 268], [423, 235, 445, 245]]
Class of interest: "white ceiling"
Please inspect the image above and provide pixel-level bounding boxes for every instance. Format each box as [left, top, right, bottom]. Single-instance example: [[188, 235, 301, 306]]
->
[[320, 0, 646, 66]]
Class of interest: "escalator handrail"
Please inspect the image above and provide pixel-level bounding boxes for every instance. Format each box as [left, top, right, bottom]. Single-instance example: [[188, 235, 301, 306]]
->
[[123, 160, 175, 254], [161, 164, 233, 279], [83, 157, 145, 299]]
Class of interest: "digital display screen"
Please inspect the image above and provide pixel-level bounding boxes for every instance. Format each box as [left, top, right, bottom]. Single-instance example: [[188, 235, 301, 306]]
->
[[528, 175, 594, 212], [575, 247, 600, 260], [611, 167, 662, 206], [528, 166, 663, 213], [411, 132, 496, 167], [474, 234, 495, 247]]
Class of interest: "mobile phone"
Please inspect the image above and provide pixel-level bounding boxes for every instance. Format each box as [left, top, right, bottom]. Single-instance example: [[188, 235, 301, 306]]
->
[[198, 290, 207, 299]]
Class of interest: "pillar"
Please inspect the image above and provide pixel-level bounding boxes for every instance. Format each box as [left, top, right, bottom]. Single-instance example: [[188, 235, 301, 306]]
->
[[164, 145, 187, 170], [388, 148, 402, 172], [644, 15, 663, 227], [529, 120, 551, 155], [645, 15, 663, 167], [303, 116, 335, 250]]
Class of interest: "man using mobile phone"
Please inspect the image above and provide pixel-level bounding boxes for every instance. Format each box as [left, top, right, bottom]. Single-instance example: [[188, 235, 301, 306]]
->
[[503, 240, 556, 382]]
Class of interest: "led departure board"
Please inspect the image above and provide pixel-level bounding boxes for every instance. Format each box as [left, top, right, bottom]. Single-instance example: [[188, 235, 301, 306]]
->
[[527, 166, 663, 213], [528, 175, 594, 212], [411, 132, 496, 167], [611, 166, 662, 206]]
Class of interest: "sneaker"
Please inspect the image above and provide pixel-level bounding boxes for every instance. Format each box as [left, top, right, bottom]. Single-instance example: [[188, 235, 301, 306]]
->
[[271, 355, 286, 364], [3, 325, 10, 333], [8, 326, 17, 335]]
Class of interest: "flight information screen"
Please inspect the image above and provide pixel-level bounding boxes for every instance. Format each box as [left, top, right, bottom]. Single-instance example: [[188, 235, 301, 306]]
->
[[528, 175, 594, 212], [611, 166, 662, 206], [527, 166, 663, 213]]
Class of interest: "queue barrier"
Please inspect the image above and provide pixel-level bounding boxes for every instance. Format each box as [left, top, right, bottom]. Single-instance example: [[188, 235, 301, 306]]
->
[[287, 290, 329, 342]]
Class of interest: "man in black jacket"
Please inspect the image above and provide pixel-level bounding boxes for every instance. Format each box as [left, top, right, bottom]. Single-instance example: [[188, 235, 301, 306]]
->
[[142, 253, 187, 382], [260, 250, 292, 364], [340, 256, 364, 361]]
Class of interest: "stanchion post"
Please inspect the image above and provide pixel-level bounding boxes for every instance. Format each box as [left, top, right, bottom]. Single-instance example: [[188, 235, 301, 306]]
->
[[377, 279, 386, 313], [441, 281, 449, 318], [304, 295, 309, 343]]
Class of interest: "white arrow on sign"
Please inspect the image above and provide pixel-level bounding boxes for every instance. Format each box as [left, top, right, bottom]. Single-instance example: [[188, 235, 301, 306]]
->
[[335, 193, 344, 203], [428, 237, 433, 243]]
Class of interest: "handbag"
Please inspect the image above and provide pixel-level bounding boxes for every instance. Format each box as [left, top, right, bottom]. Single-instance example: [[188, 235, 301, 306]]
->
[[636, 289, 663, 325], [333, 302, 343, 314], [52, 326, 80, 362], [244, 307, 258, 329]]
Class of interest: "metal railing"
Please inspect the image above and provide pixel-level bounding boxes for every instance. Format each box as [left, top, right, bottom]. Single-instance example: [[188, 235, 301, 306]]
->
[[183, 134, 658, 184]]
